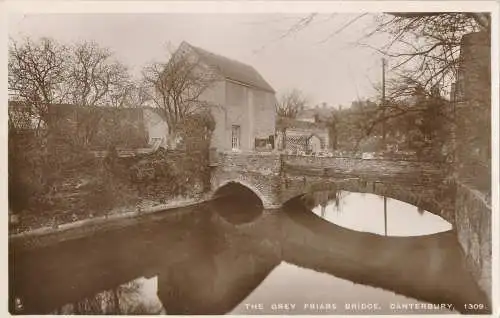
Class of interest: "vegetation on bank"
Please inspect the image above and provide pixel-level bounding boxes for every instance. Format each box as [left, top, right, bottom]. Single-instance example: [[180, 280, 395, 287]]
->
[[9, 113, 214, 235], [8, 37, 216, 235]]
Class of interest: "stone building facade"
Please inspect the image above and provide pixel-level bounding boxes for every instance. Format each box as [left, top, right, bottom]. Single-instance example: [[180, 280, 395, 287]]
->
[[176, 42, 277, 153]]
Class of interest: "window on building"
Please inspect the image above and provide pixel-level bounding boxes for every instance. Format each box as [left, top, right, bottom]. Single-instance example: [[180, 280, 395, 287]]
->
[[231, 125, 241, 150]]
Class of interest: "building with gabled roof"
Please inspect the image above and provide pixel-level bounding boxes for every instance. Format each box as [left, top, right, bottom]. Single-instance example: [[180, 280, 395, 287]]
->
[[176, 41, 277, 152], [185, 43, 275, 93]]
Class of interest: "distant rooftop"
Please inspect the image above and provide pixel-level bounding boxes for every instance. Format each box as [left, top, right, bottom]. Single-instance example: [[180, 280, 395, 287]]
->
[[297, 107, 333, 121], [181, 41, 275, 93], [276, 117, 328, 131]]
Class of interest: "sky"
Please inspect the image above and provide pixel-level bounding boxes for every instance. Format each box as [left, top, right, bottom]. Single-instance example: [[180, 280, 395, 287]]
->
[[8, 12, 390, 108]]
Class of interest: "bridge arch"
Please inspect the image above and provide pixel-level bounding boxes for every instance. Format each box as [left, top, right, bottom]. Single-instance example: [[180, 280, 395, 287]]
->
[[213, 180, 267, 207], [280, 178, 454, 223]]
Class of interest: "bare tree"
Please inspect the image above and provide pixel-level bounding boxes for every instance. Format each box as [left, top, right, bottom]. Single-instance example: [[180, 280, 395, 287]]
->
[[359, 12, 489, 97], [274, 12, 489, 161], [387, 12, 490, 31], [8, 37, 70, 133], [142, 49, 217, 149], [67, 41, 131, 147], [275, 88, 307, 118], [109, 80, 149, 109], [8, 102, 35, 131], [8, 37, 74, 197], [274, 88, 308, 150], [278, 12, 488, 97]]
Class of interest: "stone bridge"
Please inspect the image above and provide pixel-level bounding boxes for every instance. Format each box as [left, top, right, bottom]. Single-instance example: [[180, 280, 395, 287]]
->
[[210, 152, 451, 216], [209, 151, 492, 302]]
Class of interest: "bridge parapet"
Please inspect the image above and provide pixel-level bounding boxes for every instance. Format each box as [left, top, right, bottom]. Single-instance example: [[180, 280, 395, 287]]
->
[[217, 151, 282, 174], [282, 155, 446, 186]]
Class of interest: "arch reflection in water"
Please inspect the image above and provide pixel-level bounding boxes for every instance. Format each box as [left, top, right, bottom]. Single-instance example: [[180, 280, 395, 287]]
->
[[10, 189, 489, 315], [305, 190, 452, 236], [212, 181, 264, 224]]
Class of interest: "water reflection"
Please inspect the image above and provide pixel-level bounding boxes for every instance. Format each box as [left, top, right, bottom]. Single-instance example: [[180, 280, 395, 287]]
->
[[230, 263, 456, 315], [9, 191, 489, 315], [49, 277, 163, 315], [305, 190, 453, 236]]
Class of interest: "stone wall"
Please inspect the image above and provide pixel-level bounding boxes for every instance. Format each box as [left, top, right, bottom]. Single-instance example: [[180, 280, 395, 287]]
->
[[451, 31, 492, 303], [283, 155, 445, 186], [126, 149, 210, 201], [218, 151, 282, 174], [211, 151, 282, 208], [211, 153, 449, 212], [454, 31, 491, 193], [454, 182, 491, 301]]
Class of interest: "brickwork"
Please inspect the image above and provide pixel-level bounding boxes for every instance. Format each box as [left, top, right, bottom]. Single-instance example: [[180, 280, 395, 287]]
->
[[210, 151, 282, 208], [283, 155, 445, 186], [218, 151, 282, 173], [211, 152, 447, 211]]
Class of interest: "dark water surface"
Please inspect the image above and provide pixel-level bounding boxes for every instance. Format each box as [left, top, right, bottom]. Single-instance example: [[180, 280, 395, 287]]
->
[[9, 190, 490, 315]]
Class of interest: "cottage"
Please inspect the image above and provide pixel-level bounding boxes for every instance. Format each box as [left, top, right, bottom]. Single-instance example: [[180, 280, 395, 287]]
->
[[282, 134, 324, 155], [175, 42, 277, 152], [276, 117, 330, 154]]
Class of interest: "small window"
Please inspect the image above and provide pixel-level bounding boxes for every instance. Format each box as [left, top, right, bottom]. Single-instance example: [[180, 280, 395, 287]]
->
[[231, 125, 241, 150]]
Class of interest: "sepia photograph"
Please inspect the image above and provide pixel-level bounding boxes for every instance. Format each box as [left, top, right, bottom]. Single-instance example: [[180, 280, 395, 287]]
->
[[4, 1, 498, 316]]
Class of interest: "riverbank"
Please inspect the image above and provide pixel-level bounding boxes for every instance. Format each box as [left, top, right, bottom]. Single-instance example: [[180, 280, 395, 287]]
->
[[9, 194, 213, 252], [9, 145, 211, 235]]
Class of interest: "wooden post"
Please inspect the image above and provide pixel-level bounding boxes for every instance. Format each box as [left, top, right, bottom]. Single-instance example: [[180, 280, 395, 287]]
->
[[384, 196, 388, 236], [382, 58, 387, 143]]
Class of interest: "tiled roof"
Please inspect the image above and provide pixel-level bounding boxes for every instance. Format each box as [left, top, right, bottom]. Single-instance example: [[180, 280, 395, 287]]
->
[[182, 42, 275, 93]]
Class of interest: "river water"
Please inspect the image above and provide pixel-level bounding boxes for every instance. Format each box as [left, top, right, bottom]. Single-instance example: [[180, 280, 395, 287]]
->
[[9, 189, 490, 315]]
